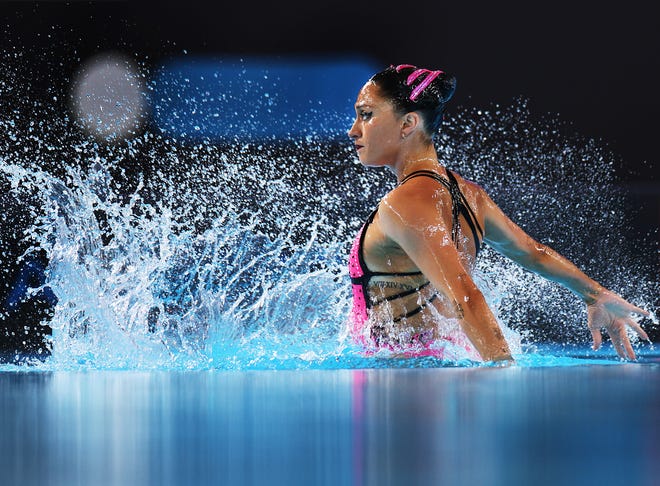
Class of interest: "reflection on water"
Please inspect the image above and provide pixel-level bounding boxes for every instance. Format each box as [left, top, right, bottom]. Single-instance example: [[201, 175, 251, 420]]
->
[[1, 366, 658, 485]]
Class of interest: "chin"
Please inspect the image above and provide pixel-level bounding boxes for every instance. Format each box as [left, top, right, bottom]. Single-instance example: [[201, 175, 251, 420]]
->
[[357, 155, 377, 167], [362, 159, 388, 168], [356, 151, 388, 168], [356, 155, 372, 167]]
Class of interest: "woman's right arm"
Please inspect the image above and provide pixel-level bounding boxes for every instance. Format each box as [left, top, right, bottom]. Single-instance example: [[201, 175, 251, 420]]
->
[[379, 184, 513, 363]]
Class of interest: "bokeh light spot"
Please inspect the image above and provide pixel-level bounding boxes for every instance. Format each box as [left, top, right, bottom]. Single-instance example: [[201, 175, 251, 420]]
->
[[71, 52, 146, 141]]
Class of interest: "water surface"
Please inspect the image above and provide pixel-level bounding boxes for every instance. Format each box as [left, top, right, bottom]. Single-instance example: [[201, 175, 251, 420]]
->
[[1, 362, 658, 486]]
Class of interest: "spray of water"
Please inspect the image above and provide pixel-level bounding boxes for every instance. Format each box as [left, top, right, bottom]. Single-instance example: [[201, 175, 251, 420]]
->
[[1, 51, 656, 370]]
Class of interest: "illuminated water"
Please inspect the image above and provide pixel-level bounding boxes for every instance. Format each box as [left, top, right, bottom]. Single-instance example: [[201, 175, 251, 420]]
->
[[1, 53, 658, 369], [3, 129, 655, 370], [1, 363, 658, 486]]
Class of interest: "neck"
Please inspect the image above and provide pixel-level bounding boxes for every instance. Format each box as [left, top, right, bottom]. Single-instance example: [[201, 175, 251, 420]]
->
[[393, 148, 443, 182]]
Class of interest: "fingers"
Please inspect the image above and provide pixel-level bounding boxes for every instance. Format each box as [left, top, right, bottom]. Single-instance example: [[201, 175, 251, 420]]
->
[[590, 327, 602, 351], [592, 321, 648, 360], [610, 331, 629, 359], [601, 290, 649, 317], [626, 318, 650, 342], [609, 319, 649, 360], [587, 296, 650, 359], [624, 301, 650, 317], [620, 332, 636, 361]]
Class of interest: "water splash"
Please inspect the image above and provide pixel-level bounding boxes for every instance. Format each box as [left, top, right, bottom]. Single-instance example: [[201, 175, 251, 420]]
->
[[2, 144, 355, 369], [1, 54, 657, 370]]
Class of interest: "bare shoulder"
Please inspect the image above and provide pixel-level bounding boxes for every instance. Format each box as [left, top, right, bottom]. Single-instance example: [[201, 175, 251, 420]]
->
[[447, 170, 494, 213], [379, 175, 453, 233], [449, 170, 486, 197], [382, 175, 454, 219]]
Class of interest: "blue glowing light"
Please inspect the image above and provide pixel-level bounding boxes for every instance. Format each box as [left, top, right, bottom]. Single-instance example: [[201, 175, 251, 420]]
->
[[150, 56, 379, 141]]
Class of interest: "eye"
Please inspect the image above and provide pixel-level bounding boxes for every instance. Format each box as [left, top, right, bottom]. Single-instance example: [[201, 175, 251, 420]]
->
[[359, 111, 373, 121]]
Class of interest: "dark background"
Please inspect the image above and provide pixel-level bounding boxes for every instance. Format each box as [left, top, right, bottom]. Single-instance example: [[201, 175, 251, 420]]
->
[[4, 0, 658, 182], [4, 1, 658, 233]]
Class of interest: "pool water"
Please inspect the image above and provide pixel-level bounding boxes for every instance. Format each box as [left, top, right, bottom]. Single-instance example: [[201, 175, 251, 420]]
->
[[1, 356, 658, 486]]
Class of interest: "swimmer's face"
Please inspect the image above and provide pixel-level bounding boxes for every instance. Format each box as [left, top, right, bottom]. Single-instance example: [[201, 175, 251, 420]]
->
[[348, 81, 404, 167]]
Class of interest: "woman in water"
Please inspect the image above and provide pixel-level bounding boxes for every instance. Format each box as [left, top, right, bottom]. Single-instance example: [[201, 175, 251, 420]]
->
[[347, 64, 649, 362]]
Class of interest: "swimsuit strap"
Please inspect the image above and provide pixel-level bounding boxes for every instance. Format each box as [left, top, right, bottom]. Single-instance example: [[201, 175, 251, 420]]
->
[[399, 169, 484, 254], [369, 293, 440, 345], [392, 293, 438, 323], [355, 209, 424, 281], [400, 169, 460, 242], [351, 168, 482, 324], [370, 280, 432, 306], [445, 169, 484, 243]]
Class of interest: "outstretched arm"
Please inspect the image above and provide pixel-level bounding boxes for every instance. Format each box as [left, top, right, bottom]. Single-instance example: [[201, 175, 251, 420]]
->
[[482, 192, 650, 359]]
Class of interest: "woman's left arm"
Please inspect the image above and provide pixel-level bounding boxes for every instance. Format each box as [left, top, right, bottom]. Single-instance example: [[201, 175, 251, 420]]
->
[[481, 191, 650, 359]]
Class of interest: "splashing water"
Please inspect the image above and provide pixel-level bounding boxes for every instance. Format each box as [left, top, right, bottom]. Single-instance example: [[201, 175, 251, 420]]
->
[[1, 54, 657, 370], [2, 140, 358, 370]]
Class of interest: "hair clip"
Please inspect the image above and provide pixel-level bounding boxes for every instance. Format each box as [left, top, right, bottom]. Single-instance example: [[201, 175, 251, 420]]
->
[[394, 64, 444, 102], [394, 64, 416, 72]]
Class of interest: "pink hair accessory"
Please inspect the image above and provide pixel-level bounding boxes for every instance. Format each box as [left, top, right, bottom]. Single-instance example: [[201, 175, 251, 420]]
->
[[394, 64, 416, 72], [394, 64, 444, 102]]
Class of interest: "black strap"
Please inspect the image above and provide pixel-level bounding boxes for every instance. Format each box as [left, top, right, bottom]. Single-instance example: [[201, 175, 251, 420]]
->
[[445, 169, 484, 243], [353, 168, 481, 320], [392, 293, 439, 323], [399, 169, 483, 255], [370, 281, 431, 306], [356, 208, 424, 281]]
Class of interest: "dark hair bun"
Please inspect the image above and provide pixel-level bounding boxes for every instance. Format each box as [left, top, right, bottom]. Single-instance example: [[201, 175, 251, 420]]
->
[[437, 74, 457, 104], [371, 65, 456, 136]]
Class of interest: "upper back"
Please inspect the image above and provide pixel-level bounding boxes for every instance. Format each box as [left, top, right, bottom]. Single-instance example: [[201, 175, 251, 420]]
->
[[396, 168, 485, 249], [366, 168, 487, 273]]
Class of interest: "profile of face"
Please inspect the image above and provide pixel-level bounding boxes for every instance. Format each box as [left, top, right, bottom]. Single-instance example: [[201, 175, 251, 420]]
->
[[348, 65, 456, 167], [347, 81, 405, 168]]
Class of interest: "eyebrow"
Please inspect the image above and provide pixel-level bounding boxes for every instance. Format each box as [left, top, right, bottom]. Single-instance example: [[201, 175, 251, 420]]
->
[[354, 104, 373, 111]]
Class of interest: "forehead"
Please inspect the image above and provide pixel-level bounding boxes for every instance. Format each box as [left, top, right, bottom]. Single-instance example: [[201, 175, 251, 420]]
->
[[355, 80, 386, 107]]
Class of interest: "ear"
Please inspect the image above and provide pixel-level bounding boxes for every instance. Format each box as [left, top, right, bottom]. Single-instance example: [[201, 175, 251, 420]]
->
[[400, 111, 422, 138]]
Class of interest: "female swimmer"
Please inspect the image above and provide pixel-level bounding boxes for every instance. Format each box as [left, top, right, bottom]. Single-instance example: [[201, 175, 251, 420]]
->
[[347, 64, 649, 362]]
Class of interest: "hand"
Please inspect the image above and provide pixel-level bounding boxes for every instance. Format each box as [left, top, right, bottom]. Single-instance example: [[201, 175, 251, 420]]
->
[[587, 290, 650, 360]]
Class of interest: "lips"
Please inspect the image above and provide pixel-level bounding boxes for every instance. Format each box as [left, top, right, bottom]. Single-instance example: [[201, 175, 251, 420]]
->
[[355, 144, 364, 151]]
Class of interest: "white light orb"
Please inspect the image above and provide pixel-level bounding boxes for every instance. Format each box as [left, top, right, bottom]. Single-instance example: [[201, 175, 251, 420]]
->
[[71, 53, 147, 141]]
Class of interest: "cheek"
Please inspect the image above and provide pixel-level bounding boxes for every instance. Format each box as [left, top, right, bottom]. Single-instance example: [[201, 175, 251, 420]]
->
[[374, 122, 399, 142], [369, 126, 389, 144]]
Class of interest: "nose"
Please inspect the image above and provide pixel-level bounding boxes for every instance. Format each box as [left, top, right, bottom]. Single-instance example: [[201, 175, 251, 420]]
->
[[347, 118, 359, 140]]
